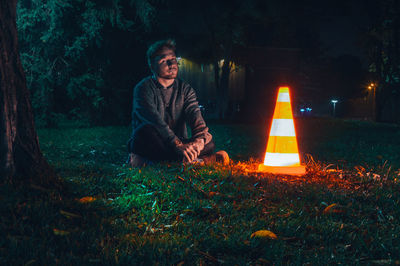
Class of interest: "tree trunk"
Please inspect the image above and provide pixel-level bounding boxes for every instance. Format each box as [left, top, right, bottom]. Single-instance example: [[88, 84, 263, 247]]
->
[[214, 44, 232, 120], [0, 0, 56, 184], [218, 59, 231, 120]]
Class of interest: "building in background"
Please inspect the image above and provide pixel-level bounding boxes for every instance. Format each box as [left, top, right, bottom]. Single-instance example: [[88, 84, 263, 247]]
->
[[179, 47, 302, 122]]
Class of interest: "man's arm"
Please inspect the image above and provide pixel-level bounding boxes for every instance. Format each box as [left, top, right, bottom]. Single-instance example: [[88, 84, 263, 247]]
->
[[183, 85, 212, 144]]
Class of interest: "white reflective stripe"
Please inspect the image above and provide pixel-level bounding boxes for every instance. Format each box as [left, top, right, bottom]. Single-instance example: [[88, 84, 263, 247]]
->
[[277, 92, 290, 102], [263, 152, 300, 166], [270, 119, 295, 136]]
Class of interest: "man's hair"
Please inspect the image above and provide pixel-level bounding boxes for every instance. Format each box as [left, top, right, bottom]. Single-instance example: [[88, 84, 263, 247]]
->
[[146, 39, 176, 71]]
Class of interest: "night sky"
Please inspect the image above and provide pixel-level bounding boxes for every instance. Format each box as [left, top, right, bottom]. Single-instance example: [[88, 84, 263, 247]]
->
[[318, 0, 369, 61]]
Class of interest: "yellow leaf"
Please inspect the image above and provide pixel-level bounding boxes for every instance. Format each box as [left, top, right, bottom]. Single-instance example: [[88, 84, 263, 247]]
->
[[208, 192, 218, 197], [78, 196, 96, 203], [250, 230, 277, 239], [323, 203, 337, 214], [53, 228, 70, 236]]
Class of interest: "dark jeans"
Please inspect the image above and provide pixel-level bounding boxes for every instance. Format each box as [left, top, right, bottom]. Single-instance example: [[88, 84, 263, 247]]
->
[[128, 125, 215, 161]]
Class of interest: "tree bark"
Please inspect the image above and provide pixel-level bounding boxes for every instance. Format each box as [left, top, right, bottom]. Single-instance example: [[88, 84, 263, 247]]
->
[[218, 58, 231, 120], [0, 0, 56, 184]]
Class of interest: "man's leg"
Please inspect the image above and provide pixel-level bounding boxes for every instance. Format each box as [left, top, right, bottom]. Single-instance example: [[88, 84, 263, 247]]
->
[[199, 140, 215, 156], [128, 129, 227, 165], [128, 125, 180, 162], [196, 140, 229, 165]]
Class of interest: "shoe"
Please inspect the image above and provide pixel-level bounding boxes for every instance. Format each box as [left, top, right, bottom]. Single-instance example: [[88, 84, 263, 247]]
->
[[128, 153, 147, 167], [200, 151, 230, 166], [215, 150, 229, 165]]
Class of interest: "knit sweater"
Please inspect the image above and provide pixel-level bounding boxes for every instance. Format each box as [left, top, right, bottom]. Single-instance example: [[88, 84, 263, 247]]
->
[[130, 76, 212, 147]]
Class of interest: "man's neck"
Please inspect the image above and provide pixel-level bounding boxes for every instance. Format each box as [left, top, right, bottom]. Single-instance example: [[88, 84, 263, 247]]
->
[[156, 76, 174, 88]]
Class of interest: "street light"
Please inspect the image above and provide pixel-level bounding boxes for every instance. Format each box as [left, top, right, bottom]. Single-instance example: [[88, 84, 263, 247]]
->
[[368, 83, 376, 120], [331, 99, 338, 117]]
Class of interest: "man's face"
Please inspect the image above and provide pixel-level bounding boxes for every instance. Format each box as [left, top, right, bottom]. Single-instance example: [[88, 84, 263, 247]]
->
[[152, 48, 178, 80]]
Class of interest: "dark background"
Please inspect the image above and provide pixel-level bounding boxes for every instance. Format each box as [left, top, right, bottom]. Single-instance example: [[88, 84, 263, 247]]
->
[[16, 0, 400, 126]]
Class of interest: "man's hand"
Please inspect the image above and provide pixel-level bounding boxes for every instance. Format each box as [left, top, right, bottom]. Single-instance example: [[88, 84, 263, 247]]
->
[[173, 138, 205, 163], [174, 142, 198, 162], [191, 138, 205, 157]]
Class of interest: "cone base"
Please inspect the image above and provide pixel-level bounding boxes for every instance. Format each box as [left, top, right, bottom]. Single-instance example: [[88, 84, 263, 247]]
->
[[258, 164, 306, 176]]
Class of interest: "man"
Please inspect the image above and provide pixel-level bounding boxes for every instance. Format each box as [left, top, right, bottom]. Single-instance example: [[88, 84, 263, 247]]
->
[[127, 39, 229, 166]]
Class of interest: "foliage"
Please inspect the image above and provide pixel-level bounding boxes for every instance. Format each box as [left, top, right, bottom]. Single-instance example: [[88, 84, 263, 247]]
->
[[361, 0, 400, 122], [17, 0, 154, 126], [1, 119, 400, 264]]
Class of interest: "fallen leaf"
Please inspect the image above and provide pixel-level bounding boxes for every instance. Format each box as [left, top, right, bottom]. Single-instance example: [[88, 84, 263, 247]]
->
[[78, 196, 96, 203], [30, 184, 49, 192], [60, 210, 81, 219], [366, 259, 393, 265], [278, 210, 293, 217], [198, 250, 218, 262], [256, 258, 270, 264], [208, 192, 218, 197], [53, 228, 70, 236], [250, 230, 277, 239], [24, 259, 36, 266], [322, 203, 337, 214]]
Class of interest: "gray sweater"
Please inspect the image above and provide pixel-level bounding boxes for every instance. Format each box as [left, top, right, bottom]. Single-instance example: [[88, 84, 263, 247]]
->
[[130, 76, 212, 146]]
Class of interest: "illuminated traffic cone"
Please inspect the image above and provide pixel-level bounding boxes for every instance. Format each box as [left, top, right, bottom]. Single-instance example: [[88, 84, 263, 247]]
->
[[258, 86, 306, 175]]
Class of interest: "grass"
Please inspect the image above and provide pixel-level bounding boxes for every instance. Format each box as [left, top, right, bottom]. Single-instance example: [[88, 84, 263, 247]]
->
[[1, 118, 400, 265]]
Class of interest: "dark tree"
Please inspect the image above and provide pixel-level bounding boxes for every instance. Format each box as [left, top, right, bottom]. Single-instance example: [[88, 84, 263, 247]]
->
[[17, 0, 155, 126], [0, 0, 55, 183], [152, 0, 264, 119], [361, 0, 400, 122]]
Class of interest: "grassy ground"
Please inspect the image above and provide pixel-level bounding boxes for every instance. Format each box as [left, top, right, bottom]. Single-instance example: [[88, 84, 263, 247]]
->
[[1, 118, 400, 265]]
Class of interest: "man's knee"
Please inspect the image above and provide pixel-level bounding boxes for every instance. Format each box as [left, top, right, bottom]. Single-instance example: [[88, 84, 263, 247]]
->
[[201, 139, 215, 156], [128, 125, 178, 161], [128, 125, 162, 154], [136, 125, 160, 139]]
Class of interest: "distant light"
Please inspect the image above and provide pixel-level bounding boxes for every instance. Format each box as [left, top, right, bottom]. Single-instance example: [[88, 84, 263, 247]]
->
[[331, 100, 338, 103], [300, 108, 305, 112], [306, 108, 312, 111]]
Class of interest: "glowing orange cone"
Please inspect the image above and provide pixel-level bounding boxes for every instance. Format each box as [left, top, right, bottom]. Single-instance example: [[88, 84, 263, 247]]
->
[[258, 86, 306, 175]]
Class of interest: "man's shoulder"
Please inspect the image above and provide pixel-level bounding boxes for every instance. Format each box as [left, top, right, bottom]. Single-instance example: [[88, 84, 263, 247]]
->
[[134, 76, 155, 90], [136, 76, 153, 86], [176, 78, 193, 91]]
